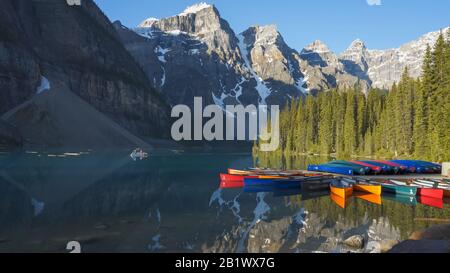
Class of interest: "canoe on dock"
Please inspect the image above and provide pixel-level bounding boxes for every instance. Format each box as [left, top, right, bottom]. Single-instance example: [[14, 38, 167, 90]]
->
[[381, 180, 418, 196], [361, 161, 398, 174], [329, 161, 372, 174], [341, 178, 382, 195], [350, 161, 382, 174], [374, 160, 410, 173], [353, 183, 382, 195], [308, 164, 356, 176], [390, 160, 433, 174], [411, 181, 444, 199]]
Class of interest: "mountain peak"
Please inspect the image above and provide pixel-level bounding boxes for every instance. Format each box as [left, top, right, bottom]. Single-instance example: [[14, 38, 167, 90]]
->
[[139, 17, 159, 28], [348, 39, 366, 50], [303, 40, 331, 54], [179, 2, 213, 16]]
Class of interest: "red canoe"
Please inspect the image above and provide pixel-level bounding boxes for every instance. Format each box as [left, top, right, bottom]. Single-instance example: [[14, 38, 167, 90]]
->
[[219, 174, 257, 188], [350, 161, 382, 173], [416, 187, 444, 199]]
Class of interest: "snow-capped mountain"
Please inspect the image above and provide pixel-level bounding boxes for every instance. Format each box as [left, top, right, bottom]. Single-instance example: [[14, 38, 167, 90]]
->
[[116, 2, 448, 107], [300, 27, 449, 91], [366, 27, 450, 89], [116, 3, 312, 107]]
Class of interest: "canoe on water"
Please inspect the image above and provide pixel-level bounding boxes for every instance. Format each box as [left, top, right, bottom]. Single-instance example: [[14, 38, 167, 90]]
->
[[219, 174, 258, 188], [228, 168, 307, 177], [228, 169, 257, 176], [130, 151, 148, 161], [243, 176, 332, 190], [382, 180, 418, 196], [330, 180, 353, 198], [415, 179, 450, 197], [353, 184, 382, 195], [341, 178, 382, 195], [411, 181, 444, 199], [244, 178, 303, 189]]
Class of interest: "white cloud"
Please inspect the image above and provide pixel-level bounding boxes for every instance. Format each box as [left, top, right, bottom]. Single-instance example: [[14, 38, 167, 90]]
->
[[367, 0, 382, 6]]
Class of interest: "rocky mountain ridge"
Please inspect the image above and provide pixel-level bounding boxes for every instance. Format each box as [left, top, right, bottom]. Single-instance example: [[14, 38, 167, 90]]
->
[[127, 2, 449, 106], [0, 0, 170, 148]]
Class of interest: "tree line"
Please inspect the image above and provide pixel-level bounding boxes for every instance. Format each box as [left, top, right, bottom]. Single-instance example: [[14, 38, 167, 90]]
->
[[256, 30, 450, 162]]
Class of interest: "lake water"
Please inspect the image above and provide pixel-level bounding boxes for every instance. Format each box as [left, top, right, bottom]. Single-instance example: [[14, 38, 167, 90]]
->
[[0, 149, 448, 253]]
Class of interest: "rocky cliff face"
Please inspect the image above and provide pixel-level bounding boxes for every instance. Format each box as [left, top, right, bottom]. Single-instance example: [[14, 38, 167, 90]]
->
[[300, 40, 371, 93], [118, 3, 313, 107], [0, 0, 170, 148], [366, 27, 450, 89], [125, 3, 448, 106], [300, 28, 449, 91]]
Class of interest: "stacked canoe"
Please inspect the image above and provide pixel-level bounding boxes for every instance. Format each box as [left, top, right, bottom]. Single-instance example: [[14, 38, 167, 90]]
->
[[219, 169, 449, 209], [308, 160, 442, 176]]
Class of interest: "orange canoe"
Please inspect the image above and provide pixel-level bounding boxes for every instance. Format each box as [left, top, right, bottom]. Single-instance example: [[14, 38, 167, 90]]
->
[[330, 185, 353, 199], [354, 184, 382, 195]]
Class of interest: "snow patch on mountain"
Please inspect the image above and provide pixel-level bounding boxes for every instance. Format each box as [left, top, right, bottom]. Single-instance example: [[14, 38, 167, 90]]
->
[[179, 2, 212, 16], [154, 46, 171, 63], [139, 17, 159, 28], [36, 76, 50, 94], [238, 34, 272, 104]]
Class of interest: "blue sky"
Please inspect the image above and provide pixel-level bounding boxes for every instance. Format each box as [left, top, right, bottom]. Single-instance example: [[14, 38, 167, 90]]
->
[[95, 0, 450, 53]]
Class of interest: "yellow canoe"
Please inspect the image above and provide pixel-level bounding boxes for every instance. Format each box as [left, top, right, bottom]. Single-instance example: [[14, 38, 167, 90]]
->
[[228, 169, 255, 176], [331, 193, 351, 209], [330, 185, 353, 199], [258, 175, 293, 179], [355, 193, 382, 205], [354, 184, 382, 195]]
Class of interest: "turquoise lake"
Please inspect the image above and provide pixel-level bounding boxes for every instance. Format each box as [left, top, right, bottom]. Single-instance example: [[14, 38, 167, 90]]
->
[[0, 149, 448, 253]]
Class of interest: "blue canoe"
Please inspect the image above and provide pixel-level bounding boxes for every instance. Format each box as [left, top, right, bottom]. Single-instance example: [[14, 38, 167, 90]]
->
[[407, 160, 441, 173], [308, 164, 355, 176], [390, 160, 434, 174]]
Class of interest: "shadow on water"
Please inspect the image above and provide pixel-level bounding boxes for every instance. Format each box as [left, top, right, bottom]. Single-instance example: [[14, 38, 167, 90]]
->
[[0, 150, 449, 253]]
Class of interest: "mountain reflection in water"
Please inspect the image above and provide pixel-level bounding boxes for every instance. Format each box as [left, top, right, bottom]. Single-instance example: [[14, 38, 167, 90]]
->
[[0, 151, 449, 253]]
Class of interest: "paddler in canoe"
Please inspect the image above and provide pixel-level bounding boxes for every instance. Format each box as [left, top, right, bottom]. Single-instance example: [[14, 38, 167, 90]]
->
[[131, 148, 148, 161]]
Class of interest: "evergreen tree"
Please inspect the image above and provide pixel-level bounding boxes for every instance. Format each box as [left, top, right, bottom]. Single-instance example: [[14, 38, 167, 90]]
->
[[318, 92, 333, 154], [343, 89, 358, 155]]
